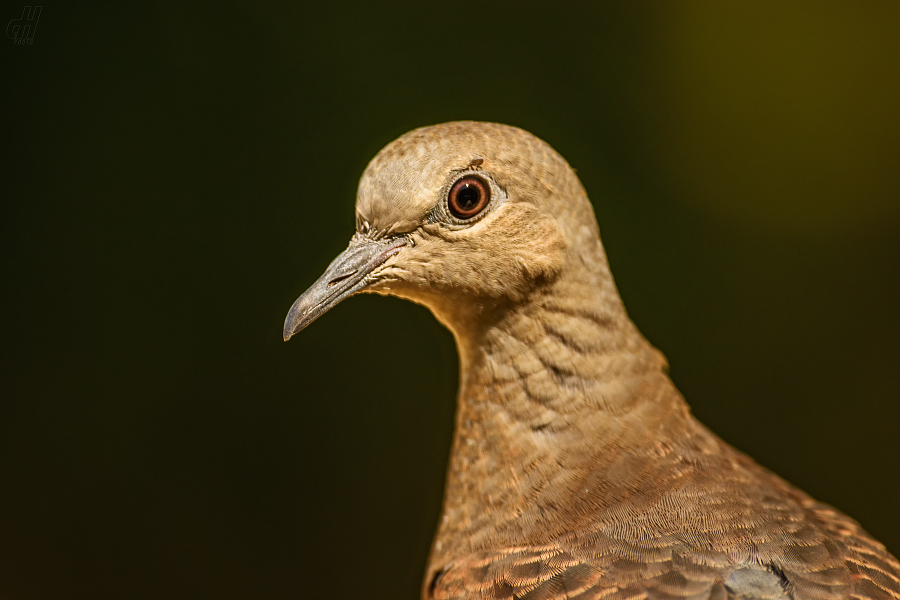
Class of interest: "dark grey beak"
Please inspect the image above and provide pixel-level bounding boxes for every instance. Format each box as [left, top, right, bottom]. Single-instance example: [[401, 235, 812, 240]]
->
[[283, 236, 407, 341]]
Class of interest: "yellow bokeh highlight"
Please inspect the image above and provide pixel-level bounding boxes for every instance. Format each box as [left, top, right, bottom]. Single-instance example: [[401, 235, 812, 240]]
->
[[652, 2, 900, 233]]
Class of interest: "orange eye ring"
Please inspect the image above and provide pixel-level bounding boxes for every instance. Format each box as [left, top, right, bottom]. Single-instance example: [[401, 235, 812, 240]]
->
[[448, 175, 490, 219]]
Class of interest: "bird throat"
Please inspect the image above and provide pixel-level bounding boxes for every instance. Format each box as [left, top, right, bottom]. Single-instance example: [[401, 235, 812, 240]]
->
[[430, 264, 692, 561]]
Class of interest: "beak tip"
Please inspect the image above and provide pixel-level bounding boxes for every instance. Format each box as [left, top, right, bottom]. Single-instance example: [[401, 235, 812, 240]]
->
[[283, 300, 305, 342], [282, 319, 299, 342]]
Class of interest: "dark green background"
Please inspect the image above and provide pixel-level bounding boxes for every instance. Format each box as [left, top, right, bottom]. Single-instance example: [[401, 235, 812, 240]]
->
[[3, 2, 898, 599]]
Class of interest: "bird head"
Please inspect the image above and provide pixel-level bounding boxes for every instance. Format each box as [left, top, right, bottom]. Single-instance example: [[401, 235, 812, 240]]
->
[[283, 121, 612, 341]]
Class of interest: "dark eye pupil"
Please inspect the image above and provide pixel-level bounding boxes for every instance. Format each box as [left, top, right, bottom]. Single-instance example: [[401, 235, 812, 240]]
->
[[457, 184, 480, 209], [448, 175, 490, 219]]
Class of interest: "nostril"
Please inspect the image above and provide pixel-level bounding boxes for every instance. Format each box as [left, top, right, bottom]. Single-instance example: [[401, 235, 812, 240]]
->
[[327, 272, 355, 287]]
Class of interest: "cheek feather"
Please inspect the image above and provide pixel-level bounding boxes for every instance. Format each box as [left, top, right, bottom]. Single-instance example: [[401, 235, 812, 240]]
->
[[385, 203, 566, 301]]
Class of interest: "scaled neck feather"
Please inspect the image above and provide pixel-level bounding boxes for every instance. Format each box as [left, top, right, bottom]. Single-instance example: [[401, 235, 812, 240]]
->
[[432, 246, 710, 556]]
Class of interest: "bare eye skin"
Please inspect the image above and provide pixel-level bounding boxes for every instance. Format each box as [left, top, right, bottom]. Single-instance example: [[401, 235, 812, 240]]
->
[[448, 175, 490, 219]]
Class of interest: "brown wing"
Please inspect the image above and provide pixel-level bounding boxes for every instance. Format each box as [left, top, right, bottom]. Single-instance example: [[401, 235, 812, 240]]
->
[[429, 503, 900, 600], [430, 539, 900, 599], [431, 545, 729, 600]]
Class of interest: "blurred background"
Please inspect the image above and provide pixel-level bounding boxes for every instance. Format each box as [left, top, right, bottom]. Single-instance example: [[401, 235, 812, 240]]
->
[[2, 2, 899, 598]]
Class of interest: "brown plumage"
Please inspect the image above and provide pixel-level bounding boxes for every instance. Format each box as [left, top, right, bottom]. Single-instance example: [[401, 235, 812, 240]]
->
[[283, 122, 900, 600]]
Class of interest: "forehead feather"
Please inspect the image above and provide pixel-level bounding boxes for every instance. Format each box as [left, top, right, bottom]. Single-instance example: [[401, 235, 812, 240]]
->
[[355, 122, 566, 234]]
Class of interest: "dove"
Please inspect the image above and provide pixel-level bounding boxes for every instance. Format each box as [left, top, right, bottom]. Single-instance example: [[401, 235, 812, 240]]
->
[[283, 122, 900, 600]]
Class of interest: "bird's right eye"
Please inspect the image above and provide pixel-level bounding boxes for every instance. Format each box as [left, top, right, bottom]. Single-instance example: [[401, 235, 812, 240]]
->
[[448, 175, 490, 219]]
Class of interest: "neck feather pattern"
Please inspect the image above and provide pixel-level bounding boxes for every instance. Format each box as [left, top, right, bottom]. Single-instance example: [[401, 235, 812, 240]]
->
[[432, 268, 714, 559]]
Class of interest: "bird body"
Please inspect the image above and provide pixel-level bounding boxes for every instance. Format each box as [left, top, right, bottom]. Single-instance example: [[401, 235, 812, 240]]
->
[[284, 122, 900, 599]]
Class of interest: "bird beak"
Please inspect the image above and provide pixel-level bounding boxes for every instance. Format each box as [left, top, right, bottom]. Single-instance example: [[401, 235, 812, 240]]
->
[[283, 235, 407, 341]]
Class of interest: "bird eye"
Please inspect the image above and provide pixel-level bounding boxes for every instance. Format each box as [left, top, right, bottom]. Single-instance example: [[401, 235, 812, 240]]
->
[[448, 175, 490, 219]]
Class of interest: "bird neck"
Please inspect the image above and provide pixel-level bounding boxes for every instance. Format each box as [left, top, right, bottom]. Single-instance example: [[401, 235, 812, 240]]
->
[[431, 257, 703, 558]]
